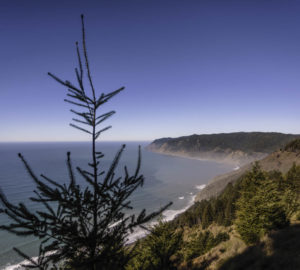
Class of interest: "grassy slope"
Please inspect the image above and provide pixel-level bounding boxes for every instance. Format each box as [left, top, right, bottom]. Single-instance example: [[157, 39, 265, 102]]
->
[[219, 223, 300, 270], [177, 225, 247, 270], [177, 221, 300, 270]]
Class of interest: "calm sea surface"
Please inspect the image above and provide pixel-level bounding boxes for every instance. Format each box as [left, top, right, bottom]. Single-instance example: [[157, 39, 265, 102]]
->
[[0, 142, 233, 269]]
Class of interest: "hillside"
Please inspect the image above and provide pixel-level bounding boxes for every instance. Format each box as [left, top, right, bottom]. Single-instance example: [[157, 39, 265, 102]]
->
[[219, 224, 300, 270], [129, 140, 300, 269], [147, 132, 300, 166], [170, 140, 300, 269], [196, 140, 300, 201]]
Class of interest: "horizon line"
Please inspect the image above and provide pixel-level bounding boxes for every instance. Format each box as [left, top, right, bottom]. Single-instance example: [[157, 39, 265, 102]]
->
[[0, 140, 152, 143], [1, 131, 299, 143]]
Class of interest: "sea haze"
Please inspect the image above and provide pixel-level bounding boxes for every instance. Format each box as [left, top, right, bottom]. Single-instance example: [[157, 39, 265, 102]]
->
[[0, 142, 233, 269]]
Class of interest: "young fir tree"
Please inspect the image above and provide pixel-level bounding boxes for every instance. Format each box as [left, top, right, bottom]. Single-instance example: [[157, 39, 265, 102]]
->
[[283, 163, 300, 219], [0, 15, 171, 270], [235, 163, 288, 244], [127, 220, 183, 270], [183, 230, 229, 262], [201, 203, 213, 229]]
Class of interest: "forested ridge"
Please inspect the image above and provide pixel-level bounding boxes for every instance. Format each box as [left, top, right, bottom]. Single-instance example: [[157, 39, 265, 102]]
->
[[149, 132, 300, 154]]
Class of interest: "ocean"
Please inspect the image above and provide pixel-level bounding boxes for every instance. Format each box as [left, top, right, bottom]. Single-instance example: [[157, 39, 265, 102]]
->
[[0, 142, 233, 269]]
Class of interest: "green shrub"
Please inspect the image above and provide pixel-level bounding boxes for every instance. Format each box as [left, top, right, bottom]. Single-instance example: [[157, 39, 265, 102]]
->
[[127, 221, 183, 270], [283, 163, 300, 219], [235, 164, 289, 244], [184, 231, 229, 261]]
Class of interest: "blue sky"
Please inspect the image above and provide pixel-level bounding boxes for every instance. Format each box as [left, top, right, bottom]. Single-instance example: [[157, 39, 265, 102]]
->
[[1, 0, 300, 141]]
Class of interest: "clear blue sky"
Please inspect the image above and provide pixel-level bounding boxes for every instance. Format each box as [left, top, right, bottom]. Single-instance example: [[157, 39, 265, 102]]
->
[[1, 0, 300, 142]]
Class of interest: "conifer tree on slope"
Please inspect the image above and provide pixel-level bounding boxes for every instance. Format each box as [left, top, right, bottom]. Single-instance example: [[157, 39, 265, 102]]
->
[[0, 15, 171, 270], [235, 163, 288, 244]]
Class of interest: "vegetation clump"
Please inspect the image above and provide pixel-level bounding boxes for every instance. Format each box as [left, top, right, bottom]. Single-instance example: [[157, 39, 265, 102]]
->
[[235, 163, 289, 244], [127, 221, 183, 270], [126, 222, 230, 270], [183, 231, 229, 261], [173, 181, 240, 229]]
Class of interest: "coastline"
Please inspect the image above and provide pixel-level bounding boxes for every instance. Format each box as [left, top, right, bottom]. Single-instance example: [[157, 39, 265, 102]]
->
[[146, 147, 265, 167], [127, 191, 200, 244]]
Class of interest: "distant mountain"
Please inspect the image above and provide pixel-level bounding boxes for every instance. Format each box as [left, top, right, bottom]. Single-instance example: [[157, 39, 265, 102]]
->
[[147, 132, 300, 166]]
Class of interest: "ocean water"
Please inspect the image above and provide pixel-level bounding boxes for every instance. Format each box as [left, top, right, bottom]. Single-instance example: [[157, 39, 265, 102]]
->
[[0, 142, 233, 269]]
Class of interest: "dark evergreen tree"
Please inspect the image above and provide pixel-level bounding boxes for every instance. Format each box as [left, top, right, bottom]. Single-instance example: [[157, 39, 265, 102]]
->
[[201, 203, 213, 229], [0, 15, 171, 270], [283, 163, 300, 219], [184, 231, 229, 261], [127, 221, 183, 270], [235, 164, 288, 244], [214, 199, 225, 225]]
